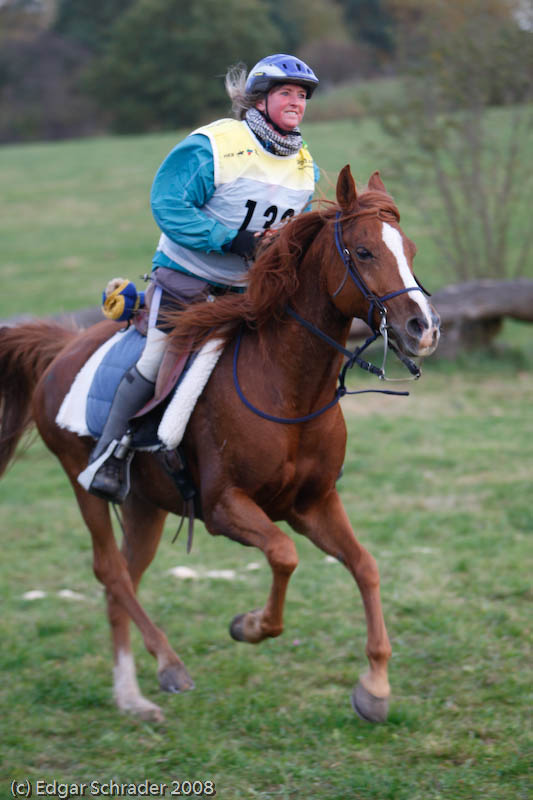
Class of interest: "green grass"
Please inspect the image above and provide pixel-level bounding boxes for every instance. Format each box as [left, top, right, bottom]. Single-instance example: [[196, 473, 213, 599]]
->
[[0, 344, 531, 799]]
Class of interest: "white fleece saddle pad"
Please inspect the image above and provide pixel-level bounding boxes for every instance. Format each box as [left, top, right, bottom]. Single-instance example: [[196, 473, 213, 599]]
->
[[56, 330, 223, 450]]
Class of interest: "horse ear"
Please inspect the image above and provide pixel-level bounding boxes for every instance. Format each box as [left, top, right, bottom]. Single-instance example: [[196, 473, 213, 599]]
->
[[336, 165, 359, 212], [368, 170, 387, 193]]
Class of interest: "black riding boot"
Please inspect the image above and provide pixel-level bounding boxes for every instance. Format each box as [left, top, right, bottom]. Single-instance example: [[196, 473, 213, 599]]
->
[[80, 366, 154, 502]]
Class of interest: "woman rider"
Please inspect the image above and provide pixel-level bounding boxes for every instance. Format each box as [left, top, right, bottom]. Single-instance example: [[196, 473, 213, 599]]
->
[[81, 54, 320, 502]]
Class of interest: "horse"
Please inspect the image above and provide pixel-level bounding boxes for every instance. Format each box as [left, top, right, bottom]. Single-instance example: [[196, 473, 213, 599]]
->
[[0, 166, 440, 723]]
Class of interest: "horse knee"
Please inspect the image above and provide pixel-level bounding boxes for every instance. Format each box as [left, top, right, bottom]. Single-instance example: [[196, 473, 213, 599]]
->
[[354, 550, 380, 589], [93, 553, 130, 597], [92, 558, 108, 586]]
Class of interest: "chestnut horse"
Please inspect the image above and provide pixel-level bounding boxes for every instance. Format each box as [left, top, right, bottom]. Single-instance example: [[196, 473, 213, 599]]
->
[[0, 167, 439, 723]]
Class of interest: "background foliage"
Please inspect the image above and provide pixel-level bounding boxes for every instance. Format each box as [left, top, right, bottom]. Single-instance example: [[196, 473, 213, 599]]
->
[[371, 0, 533, 281]]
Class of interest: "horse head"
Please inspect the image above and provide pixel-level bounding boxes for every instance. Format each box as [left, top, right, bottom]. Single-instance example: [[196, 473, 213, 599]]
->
[[329, 165, 440, 358]]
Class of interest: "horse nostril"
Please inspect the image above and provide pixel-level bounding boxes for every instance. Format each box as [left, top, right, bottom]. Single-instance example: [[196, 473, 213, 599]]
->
[[406, 316, 427, 339]]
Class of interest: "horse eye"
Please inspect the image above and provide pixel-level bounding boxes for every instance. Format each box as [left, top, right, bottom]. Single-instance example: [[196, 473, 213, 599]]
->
[[355, 246, 373, 261]]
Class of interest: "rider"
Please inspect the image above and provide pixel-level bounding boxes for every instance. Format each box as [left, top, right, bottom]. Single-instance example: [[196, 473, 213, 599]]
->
[[80, 54, 320, 502]]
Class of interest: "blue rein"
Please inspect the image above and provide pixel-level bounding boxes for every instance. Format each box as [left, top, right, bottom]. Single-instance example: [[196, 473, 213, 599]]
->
[[232, 326, 406, 425], [232, 212, 429, 425]]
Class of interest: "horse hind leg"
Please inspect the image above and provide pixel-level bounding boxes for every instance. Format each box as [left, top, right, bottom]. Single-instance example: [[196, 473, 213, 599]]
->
[[206, 488, 298, 644], [115, 493, 195, 697], [290, 490, 392, 723], [70, 481, 193, 721]]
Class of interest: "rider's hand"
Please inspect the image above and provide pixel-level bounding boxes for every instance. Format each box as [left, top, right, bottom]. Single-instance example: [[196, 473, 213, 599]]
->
[[228, 230, 261, 259]]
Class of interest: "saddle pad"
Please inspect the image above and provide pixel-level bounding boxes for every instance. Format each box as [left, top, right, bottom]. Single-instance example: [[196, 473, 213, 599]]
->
[[56, 329, 224, 449], [157, 337, 223, 449], [86, 327, 145, 437], [56, 329, 126, 437]]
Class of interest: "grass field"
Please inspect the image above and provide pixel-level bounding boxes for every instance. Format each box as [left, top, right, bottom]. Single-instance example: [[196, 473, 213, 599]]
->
[[1, 117, 532, 798], [0, 343, 531, 799]]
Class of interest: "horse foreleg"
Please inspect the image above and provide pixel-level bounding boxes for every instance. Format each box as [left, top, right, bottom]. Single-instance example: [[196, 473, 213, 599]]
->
[[290, 490, 391, 723], [71, 484, 193, 721], [207, 488, 299, 643]]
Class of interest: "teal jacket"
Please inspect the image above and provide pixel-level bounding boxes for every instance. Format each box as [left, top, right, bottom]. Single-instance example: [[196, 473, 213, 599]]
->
[[150, 132, 319, 280]]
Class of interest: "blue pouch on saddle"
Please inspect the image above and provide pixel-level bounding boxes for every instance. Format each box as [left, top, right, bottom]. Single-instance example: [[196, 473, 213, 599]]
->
[[86, 327, 145, 438]]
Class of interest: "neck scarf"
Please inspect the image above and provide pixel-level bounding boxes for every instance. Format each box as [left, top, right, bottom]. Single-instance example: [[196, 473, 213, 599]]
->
[[245, 107, 302, 156]]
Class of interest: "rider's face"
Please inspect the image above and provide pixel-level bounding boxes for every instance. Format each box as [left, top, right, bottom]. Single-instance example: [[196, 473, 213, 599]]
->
[[256, 84, 307, 131]]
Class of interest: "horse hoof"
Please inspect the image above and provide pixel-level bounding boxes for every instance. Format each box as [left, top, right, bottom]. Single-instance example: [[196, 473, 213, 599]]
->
[[115, 694, 165, 722], [229, 613, 247, 641], [158, 664, 195, 694], [136, 702, 165, 723], [351, 681, 389, 723], [229, 609, 264, 643]]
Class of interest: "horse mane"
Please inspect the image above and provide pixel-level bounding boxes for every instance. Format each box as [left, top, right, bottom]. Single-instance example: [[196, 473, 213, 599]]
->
[[164, 185, 399, 353]]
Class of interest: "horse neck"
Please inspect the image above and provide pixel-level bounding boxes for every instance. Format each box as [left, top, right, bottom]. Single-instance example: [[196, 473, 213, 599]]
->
[[258, 238, 353, 401]]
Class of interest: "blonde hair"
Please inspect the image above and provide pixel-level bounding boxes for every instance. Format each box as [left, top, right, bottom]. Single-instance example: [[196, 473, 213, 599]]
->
[[225, 63, 264, 120]]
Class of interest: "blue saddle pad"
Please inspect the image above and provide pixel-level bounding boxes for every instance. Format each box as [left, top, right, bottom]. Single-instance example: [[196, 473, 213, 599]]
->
[[86, 327, 145, 438]]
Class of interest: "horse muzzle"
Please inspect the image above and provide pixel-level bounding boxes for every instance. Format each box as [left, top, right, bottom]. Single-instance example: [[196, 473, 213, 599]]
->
[[390, 305, 441, 358]]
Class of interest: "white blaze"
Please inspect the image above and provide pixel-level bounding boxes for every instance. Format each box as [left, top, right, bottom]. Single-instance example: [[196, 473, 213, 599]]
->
[[381, 222, 433, 325]]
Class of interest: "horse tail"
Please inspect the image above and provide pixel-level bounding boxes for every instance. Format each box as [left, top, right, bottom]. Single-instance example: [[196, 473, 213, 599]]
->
[[0, 321, 76, 476]]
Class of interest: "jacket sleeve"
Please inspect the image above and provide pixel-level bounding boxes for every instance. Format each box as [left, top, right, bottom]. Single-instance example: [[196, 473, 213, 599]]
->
[[150, 134, 237, 254]]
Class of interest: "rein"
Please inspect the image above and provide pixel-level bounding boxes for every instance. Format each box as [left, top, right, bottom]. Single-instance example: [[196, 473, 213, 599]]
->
[[233, 211, 430, 425]]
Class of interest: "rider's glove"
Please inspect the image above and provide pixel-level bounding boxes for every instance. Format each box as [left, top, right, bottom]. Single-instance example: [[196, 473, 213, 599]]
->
[[228, 230, 259, 259]]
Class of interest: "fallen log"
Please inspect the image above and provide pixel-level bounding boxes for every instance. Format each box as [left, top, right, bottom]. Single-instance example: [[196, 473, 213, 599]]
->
[[349, 279, 533, 358]]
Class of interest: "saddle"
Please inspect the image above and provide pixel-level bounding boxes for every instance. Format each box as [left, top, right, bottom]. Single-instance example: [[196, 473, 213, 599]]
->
[[57, 324, 224, 536]]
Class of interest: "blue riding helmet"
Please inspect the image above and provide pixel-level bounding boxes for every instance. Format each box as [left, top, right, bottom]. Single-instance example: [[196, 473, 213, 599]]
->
[[245, 54, 319, 98]]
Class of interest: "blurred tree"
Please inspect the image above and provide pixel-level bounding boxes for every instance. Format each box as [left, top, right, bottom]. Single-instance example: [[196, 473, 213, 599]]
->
[[0, 31, 102, 142], [263, 0, 347, 53], [336, 0, 395, 53], [264, 0, 368, 87], [377, 0, 533, 280], [0, 1, 107, 141], [0, 0, 55, 42], [0, 0, 398, 141], [85, 0, 353, 135], [85, 0, 282, 133], [298, 35, 375, 87], [53, 0, 136, 53]]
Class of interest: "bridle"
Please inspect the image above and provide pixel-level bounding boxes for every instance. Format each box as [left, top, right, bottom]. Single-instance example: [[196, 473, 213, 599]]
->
[[330, 210, 431, 380], [233, 211, 432, 425], [333, 211, 425, 331]]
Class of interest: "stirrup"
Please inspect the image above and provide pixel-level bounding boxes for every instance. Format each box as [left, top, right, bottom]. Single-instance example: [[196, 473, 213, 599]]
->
[[77, 440, 133, 503], [89, 452, 134, 503]]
